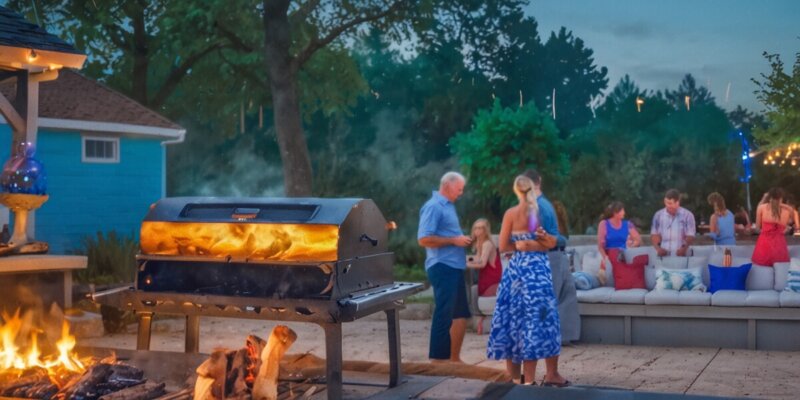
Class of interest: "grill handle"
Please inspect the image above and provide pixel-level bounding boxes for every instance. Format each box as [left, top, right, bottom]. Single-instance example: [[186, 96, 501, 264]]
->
[[360, 233, 379, 247]]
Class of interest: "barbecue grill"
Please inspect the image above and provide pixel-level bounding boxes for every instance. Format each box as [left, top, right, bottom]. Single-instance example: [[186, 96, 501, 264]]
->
[[92, 197, 423, 400]]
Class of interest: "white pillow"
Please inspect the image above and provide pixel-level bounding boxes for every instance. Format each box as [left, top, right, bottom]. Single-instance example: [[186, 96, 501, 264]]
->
[[654, 267, 706, 292]]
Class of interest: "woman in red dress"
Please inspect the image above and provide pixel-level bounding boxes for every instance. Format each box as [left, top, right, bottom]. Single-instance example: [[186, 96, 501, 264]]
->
[[752, 187, 792, 266], [467, 218, 503, 296]]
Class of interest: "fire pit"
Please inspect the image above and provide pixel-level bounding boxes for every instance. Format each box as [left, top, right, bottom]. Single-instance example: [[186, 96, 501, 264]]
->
[[93, 197, 423, 400]]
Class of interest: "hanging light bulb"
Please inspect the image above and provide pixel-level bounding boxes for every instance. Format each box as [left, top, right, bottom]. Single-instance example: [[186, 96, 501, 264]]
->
[[27, 49, 38, 62], [636, 97, 644, 112]]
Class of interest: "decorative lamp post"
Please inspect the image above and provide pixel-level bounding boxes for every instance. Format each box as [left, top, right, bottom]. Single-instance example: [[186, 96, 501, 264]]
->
[[0, 142, 48, 252]]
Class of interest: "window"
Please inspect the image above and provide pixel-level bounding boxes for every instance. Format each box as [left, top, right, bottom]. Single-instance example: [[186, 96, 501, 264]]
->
[[82, 136, 119, 163]]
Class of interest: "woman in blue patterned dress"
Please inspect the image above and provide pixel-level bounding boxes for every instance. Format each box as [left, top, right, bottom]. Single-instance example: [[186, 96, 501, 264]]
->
[[486, 175, 569, 386]]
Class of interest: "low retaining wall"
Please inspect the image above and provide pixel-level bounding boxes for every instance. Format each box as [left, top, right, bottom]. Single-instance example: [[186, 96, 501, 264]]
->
[[579, 303, 800, 351]]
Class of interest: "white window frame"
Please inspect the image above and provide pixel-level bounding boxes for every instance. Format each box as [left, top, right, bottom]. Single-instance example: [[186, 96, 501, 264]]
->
[[81, 136, 120, 163]]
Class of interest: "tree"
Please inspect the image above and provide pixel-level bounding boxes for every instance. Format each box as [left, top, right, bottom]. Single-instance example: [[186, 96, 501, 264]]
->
[[449, 100, 569, 212], [753, 50, 800, 147], [663, 74, 715, 110]]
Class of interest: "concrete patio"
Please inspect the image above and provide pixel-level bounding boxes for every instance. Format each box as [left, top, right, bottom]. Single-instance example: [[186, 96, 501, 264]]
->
[[85, 316, 800, 399]]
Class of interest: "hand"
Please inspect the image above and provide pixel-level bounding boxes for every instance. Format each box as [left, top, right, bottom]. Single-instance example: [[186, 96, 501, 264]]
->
[[514, 240, 528, 251], [655, 246, 668, 257], [535, 226, 547, 238], [452, 235, 473, 247], [676, 246, 688, 257]]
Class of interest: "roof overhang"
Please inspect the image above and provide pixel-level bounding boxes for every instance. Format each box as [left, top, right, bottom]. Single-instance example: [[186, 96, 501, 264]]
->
[[1, 115, 186, 142], [0, 44, 85, 72]]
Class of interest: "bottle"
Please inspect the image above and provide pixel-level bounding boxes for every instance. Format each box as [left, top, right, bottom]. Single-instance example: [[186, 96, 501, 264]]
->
[[723, 248, 732, 267]]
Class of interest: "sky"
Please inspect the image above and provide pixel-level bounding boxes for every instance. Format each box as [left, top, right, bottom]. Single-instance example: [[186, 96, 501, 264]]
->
[[526, 0, 800, 111]]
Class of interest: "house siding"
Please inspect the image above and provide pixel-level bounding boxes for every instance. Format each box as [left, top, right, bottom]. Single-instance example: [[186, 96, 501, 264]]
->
[[0, 125, 163, 253]]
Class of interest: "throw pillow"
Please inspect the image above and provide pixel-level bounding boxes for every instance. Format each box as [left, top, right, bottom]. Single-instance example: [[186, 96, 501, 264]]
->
[[572, 271, 600, 290], [786, 270, 800, 293], [708, 263, 752, 293], [655, 267, 707, 292], [609, 249, 648, 290]]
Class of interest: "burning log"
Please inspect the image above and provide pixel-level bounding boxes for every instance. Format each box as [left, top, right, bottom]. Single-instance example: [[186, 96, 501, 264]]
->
[[97, 382, 166, 400], [194, 326, 296, 400], [58, 363, 146, 400], [252, 326, 297, 400]]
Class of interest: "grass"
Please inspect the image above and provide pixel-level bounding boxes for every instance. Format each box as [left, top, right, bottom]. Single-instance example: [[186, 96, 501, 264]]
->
[[394, 263, 428, 284]]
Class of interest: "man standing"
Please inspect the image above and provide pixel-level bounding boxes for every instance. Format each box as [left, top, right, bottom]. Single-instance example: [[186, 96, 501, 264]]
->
[[524, 169, 580, 343], [651, 189, 696, 256], [418, 172, 472, 363]]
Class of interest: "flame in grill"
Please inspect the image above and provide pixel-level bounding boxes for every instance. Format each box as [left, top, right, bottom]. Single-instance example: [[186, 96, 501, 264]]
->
[[140, 222, 340, 262], [0, 309, 85, 377]]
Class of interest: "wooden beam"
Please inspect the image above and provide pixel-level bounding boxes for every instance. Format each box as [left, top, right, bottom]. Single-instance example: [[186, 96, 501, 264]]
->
[[0, 90, 25, 133]]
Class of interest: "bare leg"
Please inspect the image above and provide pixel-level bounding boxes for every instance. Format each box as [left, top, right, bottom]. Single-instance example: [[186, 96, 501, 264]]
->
[[506, 360, 521, 383], [543, 355, 567, 384], [449, 318, 467, 362], [522, 360, 538, 385]]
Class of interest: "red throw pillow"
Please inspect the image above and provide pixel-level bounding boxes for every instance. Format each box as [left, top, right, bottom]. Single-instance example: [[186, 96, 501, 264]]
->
[[608, 249, 648, 290]]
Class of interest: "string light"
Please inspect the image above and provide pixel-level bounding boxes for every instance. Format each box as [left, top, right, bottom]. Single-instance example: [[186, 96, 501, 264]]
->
[[27, 49, 37, 62], [636, 97, 644, 112], [684, 96, 691, 111]]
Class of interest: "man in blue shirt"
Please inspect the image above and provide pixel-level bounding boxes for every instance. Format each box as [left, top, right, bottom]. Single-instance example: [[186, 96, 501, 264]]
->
[[418, 171, 472, 363]]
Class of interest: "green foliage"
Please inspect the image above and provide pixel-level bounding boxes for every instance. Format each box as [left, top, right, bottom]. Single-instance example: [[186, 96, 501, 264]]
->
[[73, 231, 138, 285], [753, 51, 800, 147], [450, 100, 569, 209], [393, 264, 428, 284]]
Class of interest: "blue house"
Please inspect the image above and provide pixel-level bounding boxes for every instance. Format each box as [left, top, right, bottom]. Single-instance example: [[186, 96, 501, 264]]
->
[[0, 70, 185, 253]]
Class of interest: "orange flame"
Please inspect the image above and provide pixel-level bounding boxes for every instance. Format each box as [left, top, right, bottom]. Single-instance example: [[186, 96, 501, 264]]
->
[[140, 222, 340, 262], [0, 309, 85, 376]]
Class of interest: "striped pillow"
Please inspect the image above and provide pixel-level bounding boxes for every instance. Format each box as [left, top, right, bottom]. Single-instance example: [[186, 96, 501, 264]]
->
[[655, 267, 707, 292], [786, 270, 800, 293]]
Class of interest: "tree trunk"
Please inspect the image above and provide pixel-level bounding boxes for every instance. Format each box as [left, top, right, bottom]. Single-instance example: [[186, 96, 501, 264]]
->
[[130, 4, 149, 106], [263, 0, 313, 197]]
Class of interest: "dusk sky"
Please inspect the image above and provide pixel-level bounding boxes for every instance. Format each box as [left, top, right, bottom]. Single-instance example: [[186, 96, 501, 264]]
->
[[526, 0, 800, 111]]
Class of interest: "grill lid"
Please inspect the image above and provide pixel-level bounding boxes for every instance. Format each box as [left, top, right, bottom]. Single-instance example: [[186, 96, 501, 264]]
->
[[139, 197, 391, 263]]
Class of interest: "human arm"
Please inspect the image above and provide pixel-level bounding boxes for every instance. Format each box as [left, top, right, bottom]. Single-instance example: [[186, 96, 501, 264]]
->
[[515, 227, 556, 251], [417, 202, 471, 248], [467, 241, 495, 269], [709, 213, 719, 236], [418, 235, 471, 248], [628, 223, 642, 247], [650, 213, 668, 256], [755, 205, 763, 230], [677, 212, 696, 256], [597, 220, 608, 258], [498, 209, 514, 253]]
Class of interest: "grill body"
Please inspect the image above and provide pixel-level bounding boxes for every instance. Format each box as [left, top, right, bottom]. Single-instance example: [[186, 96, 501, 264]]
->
[[92, 197, 423, 400]]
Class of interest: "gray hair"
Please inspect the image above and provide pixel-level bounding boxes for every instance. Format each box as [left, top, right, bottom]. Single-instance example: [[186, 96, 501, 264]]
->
[[440, 171, 466, 187]]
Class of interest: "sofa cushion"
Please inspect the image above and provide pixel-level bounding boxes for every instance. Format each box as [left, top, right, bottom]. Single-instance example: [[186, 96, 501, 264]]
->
[[690, 246, 716, 258], [644, 289, 680, 305], [711, 290, 748, 306], [746, 264, 775, 290], [786, 270, 800, 293], [745, 290, 780, 307], [609, 288, 647, 304], [774, 261, 791, 291], [576, 287, 614, 303], [680, 291, 712, 305], [731, 245, 755, 258], [788, 246, 800, 259], [655, 256, 689, 269], [624, 247, 657, 264], [477, 296, 496, 315], [610, 250, 647, 290], [705, 255, 750, 287], [655, 267, 706, 291], [582, 251, 613, 287], [708, 263, 752, 293], [645, 265, 657, 290], [779, 291, 800, 307]]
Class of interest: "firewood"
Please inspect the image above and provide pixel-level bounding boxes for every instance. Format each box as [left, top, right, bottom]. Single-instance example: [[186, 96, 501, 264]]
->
[[252, 326, 297, 400], [193, 376, 216, 400], [98, 382, 166, 400], [195, 350, 230, 400]]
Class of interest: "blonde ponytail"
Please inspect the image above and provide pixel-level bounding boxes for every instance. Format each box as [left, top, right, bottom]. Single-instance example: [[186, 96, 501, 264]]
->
[[513, 175, 539, 218]]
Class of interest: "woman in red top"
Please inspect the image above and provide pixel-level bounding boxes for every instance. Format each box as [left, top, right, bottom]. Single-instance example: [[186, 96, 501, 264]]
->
[[752, 188, 792, 266], [467, 218, 503, 296]]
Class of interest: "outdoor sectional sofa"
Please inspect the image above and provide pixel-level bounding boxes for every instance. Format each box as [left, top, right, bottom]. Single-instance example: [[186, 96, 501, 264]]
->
[[472, 244, 800, 351]]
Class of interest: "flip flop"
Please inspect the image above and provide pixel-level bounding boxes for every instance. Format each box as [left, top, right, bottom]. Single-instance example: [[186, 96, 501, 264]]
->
[[542, 380, 571, 388]]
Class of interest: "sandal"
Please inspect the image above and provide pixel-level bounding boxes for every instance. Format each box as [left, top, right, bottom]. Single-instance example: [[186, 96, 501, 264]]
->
[[542, 380, 571, 388]]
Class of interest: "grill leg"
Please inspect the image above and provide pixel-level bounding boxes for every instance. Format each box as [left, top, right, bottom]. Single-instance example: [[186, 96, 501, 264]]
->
[[136, 312, 153, 350], [385, 308, 402, 387], [321, 323, 343, 400], [185, 315, 200, 353]]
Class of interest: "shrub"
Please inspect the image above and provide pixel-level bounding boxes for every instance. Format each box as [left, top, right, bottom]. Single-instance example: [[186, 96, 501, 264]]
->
[[72, 231, 138, 285]]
